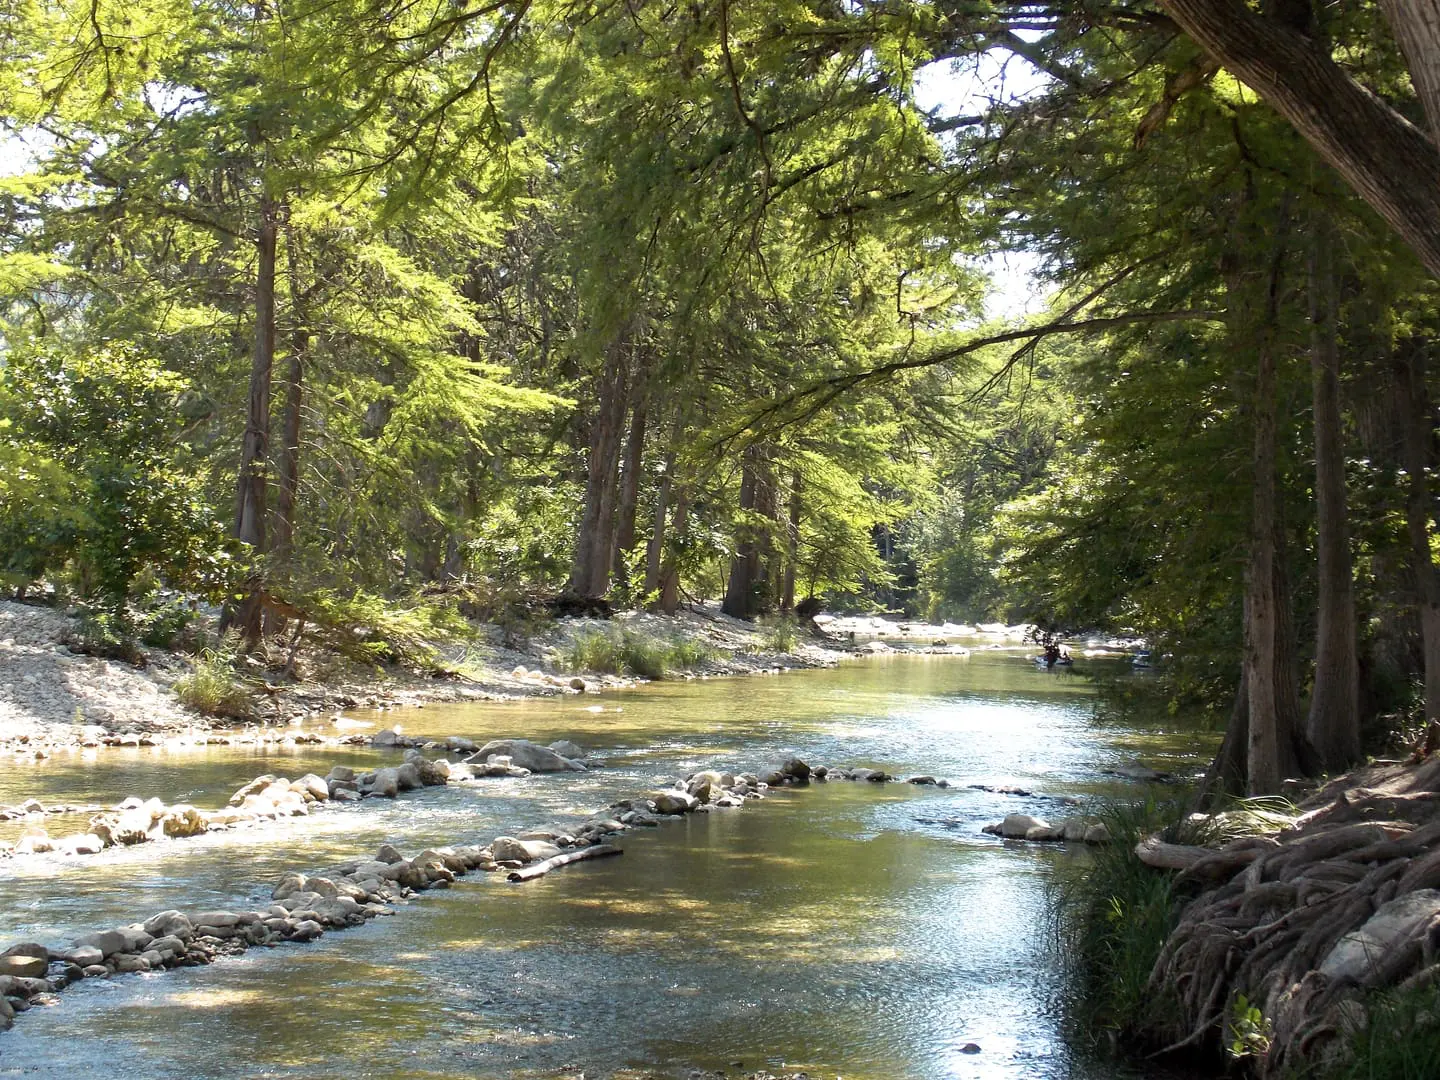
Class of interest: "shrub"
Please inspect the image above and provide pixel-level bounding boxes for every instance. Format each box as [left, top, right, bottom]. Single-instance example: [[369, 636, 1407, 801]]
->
[[173, 643, 255, 719], [763, 615, 799, 653]]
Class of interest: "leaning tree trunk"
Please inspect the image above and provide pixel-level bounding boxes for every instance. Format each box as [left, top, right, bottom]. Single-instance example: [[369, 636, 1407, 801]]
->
[[569, 343, 629, 599], [1157, 0, 1440, 280], [1305, 222, 1361, 771], [233, 195, 279, 645]]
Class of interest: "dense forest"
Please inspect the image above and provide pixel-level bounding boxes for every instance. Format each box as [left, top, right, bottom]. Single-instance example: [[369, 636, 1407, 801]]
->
[[4, 0, 1440, 801]]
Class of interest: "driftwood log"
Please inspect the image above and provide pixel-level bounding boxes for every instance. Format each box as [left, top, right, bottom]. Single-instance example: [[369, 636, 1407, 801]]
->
[[1137, 756, 1440, 1075], [506, 844, 622, 882]]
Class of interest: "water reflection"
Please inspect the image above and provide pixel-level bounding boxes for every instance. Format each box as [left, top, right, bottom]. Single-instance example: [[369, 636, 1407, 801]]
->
[[0, 653, 1212, 1079]]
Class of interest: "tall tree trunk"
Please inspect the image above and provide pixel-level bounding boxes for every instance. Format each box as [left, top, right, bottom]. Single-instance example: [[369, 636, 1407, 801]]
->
[[658, 487, 689, 615], [781, 471, 801, 612], [233, 196, 278, 644], [722, 450, 761, 619], [1398, 340, 1440, 746], [569, 344, 629, 599], [1305, 222, 1362, 770], [645, 436, 679, 599], [1246, 323, 1286, 795], [271, 224, 306, 578], [612, 393, 648, 582]]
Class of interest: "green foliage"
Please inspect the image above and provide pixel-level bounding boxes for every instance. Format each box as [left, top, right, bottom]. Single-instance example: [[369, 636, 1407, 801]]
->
[[297, 589, 473, 670], [62, 611, 148, 666], [1227, 993, 1271, 1061], [173, 640, 256, 720], [0, 345, 231, 611]]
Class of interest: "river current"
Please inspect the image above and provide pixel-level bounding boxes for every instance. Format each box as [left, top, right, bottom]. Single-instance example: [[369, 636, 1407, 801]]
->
[[0, 651, 1209, 1079]]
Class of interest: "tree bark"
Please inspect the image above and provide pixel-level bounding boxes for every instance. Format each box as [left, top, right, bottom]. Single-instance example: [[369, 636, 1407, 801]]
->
[[271, 223, 306, 578], [233, 195, 278, 644], [1246, 326, 1285, 795], [1158, 0, 1440, 279], [611, 393, 648, 582], [1195, 671, 1250, 810], [644, 435, 678, 599], [1305, 221, 1362, 771]]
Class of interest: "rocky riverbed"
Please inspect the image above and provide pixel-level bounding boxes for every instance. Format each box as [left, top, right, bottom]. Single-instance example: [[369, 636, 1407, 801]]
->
[[0, 743, 953, 1033]]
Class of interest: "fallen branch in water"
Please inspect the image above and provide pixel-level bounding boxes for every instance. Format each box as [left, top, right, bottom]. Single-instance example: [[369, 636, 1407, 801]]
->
[[507, 844, 622, 882]]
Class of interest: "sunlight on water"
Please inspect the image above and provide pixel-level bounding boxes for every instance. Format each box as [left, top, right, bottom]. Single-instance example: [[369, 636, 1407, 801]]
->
[[0, 653, 1213, 1080]]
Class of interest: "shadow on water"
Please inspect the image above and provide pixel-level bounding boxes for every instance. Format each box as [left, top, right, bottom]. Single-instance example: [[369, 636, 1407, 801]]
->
[[0, 653, 1217, 1079]]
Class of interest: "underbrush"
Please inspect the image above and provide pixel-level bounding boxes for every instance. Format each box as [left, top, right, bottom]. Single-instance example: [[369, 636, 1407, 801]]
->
[[564, 629, 716, 678]]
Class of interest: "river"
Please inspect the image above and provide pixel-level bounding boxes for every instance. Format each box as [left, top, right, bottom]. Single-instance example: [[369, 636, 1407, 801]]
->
[[0, 651, 1210, 1079]]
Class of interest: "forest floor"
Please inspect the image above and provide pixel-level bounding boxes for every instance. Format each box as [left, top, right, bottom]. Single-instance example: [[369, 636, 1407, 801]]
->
[[0, 599, 955, 750]]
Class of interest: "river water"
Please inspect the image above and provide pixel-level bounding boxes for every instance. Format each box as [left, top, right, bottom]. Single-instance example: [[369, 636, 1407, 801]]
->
[[0, 652, 1209, 1079]]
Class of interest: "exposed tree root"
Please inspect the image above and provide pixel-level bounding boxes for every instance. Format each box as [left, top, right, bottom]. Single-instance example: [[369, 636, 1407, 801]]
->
[[1138, 758, 1440, 1075]]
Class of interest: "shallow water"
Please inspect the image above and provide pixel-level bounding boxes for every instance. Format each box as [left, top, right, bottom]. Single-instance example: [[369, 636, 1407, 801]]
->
[[0, 652, 1214, 1079]]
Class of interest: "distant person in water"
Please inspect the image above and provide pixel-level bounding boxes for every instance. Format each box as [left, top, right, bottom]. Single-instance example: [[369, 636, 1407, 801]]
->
[[1044, 643, 1061, 667]]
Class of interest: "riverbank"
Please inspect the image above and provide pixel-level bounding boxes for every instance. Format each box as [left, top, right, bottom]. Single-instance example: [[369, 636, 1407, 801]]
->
[[0, 600, 864, 752]]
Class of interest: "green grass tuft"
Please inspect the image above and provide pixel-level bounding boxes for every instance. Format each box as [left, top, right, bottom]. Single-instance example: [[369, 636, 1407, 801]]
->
[[564, 629, 715, 679], [1051, 795, 1192, 1054]]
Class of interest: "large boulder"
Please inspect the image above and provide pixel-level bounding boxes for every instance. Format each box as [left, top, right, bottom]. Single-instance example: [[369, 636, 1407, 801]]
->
[[368, 768, 400, 798], [394, 762, 422, 792], [142, 911, 194, 939], [653, 790, 699, 815], [548, 740, 586, 761], [293, 774, 330, 802], [1321, 890, 1440, 981], [983, 814, 1050, 840], [0, 953, 47, 979], [778, 757, 812, 781], [467, 739, 586, 773], [228, 775, 277, 806]]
